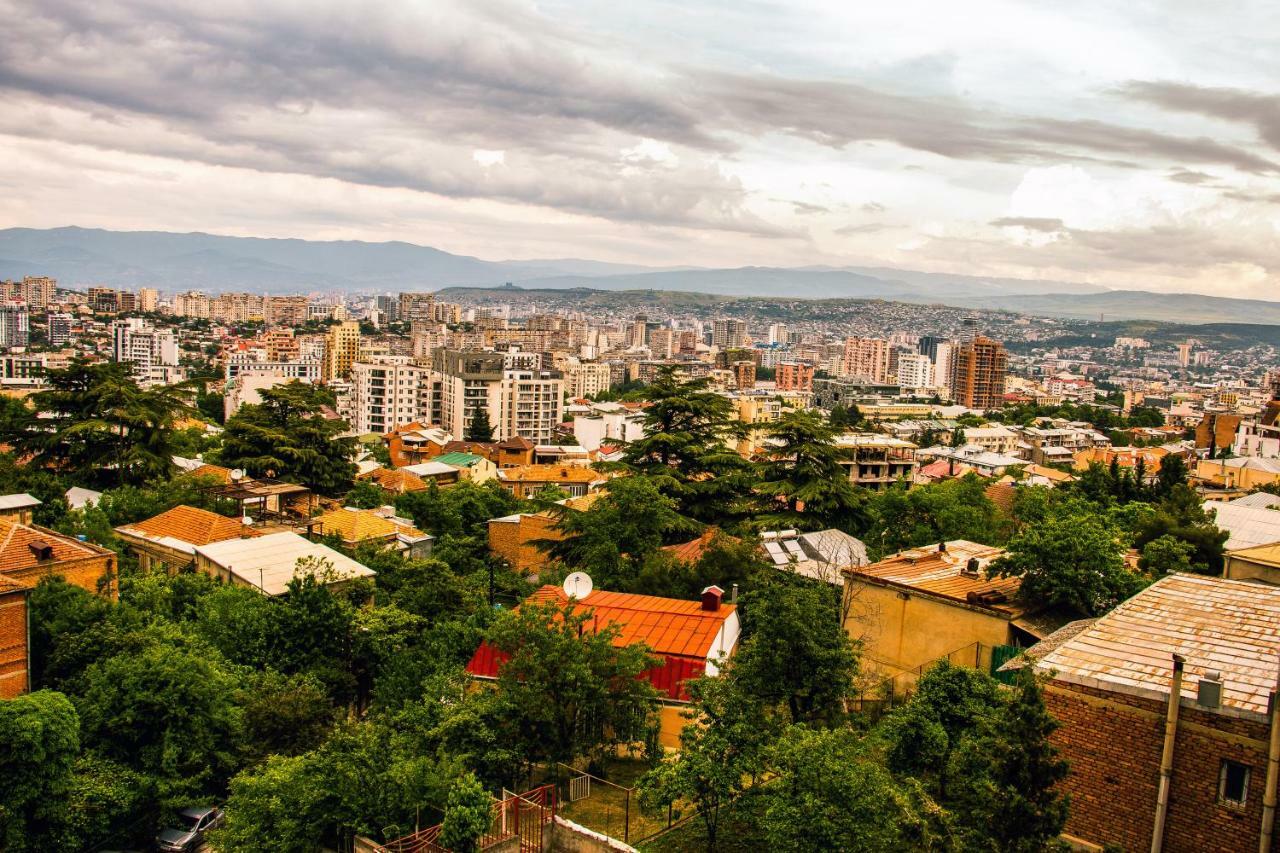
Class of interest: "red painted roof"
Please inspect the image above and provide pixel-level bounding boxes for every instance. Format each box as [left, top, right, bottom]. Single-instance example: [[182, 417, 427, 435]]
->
[[466, 584, 737, 700]]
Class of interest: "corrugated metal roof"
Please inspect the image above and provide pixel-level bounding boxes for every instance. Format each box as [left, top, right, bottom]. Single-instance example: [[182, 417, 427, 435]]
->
[[1230, 492, 1280, 510], [852, 540, 1021, 611], [0, 493, 40, 510], [194, 532, 375, 595], [1035, 573, 1280, 720], [1206, 503, 1280, 550]]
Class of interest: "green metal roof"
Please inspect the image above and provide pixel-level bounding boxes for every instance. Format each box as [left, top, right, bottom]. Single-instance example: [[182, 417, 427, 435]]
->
[[434, 452, 486, 467]]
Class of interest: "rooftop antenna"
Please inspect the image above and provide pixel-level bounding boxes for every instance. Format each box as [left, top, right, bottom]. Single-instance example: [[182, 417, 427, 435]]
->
[[563, 571, 593, 600]]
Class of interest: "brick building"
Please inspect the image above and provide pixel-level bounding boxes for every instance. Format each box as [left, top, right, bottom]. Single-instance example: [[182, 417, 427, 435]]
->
[[775, 361, 814, 391], [1029, 574, 1280, 852], [0, 519, 117, 597], [0, 576, 29, 697], [949, 335, 1008, 410], [487, 494, 602, 574]]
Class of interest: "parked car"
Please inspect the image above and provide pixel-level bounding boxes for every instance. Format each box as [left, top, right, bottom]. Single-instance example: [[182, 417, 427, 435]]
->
[[155, 806, 224, 852]]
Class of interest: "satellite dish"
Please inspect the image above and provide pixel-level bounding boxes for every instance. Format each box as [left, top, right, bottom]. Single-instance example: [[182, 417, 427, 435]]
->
[[563, 571, 593, 600], [230, 469, 245, 481]]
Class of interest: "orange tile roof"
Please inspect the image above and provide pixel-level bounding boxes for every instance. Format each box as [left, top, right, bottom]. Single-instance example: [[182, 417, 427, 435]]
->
[[1023, 463, 1075, 483], [498, 464, 603, 484], [0, 520, 110, 573], [526, 585, 735, 659], [852, 540, 1022, 613], [359, 467, 428, 493], [313, 508, 423, 542], [984, 482, 1017, 514], [663, 528, 737, 563], [119, 505, 251, 547], [189, 463, 234, 484]]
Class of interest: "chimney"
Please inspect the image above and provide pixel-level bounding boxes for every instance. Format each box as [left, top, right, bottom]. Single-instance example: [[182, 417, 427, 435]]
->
[[1197, 670, 1223, 709], [701, 585, 724, 612], [938, 541, 948, 554], [961, 557, 981, 577], [730, 583, 739, 604], [28, 540, 53, 561]]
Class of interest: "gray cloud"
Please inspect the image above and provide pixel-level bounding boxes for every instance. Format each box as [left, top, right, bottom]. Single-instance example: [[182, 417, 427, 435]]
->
[[834, 223, 892, 235], [1, 0, 1279, 241], [991, 217, 1067, 232], [1119, 81, 1280, 151], [1168, 168, 1216, 184]]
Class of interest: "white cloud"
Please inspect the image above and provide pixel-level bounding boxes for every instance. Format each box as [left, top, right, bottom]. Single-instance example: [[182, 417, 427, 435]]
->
[[472, 149, 506, 167]]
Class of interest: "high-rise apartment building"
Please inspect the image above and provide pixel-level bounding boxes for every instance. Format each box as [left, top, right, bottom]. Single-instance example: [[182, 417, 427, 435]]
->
[[322, 321, 361, 381], [711, 318, 747, 349], [432, 350, 564, 443], [896, 352, 934, 390], [398, 293, 436, 324], [47, 313, 74, 346], [350, 357, 435, 434], [173, 291, 213, 319], [918, 335, 943, 362], [648, 328, 674, 359], [376, 295, 399, 323], [111, 318, 180, 384], [87, 287, 121, 313], [0, 303, 29, 349], [841, 337, 891, 383], [265, 296, 310, 327], [1, 277, 56, 309], [949, 335, 1008, 410], [136, 287, 158, 313], [731, 361, 756, 390], [776, 361, 814, 391], [768, 323, 788, 345], [563, 362, 613, 399]]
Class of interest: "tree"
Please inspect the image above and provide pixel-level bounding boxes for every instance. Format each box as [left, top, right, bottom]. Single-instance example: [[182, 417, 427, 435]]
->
[[758, 410, 861, 530], [989, 506, 1145, 616], [214, 754, 326, 853], [865, 475, 1007, 556], [4, 359, 193, 487], [948, 669, 1069, 852], [731, 580, 859, 724], [1138, 534, 1195, 575], [440, 772, 492, 853], [762, 727, 926, 852], [883, 660, 1002, 799], [239, 670, 335, 760], [485, 600, 658, 768], [345, 479, 388, 509], [639, 675, 774, 851], [615, 367, 755, 525], [828, 403, 863, 430], [1132, 484, 1228, 574], [220, 381, 357, 494], [73, 632, 246, 804], [466, 401, 494, 442], [541, 475, 697, 590], [1154, 454, 1189, 498], [0, 691, 81, 851]]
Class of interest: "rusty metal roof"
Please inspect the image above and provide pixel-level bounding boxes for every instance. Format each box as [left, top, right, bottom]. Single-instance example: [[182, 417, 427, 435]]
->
[[1035, 573, 1280, 721]]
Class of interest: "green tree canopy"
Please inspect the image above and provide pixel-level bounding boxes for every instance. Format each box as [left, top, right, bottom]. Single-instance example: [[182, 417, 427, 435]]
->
[[466, 401, 494, 442], [484, 599, 658, 768], [732, 580, 859, 725], [220, 381, 357, 495], [989, 504, 1146, 617], [440, 771, 492, 853], [758, 410, 861, 531], [0, 691, 81, 851]]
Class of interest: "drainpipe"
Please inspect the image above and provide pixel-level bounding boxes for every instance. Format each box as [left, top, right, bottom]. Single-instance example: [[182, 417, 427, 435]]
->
[[1259, 672, 1280, 853], [1151, 654, 1185, 853]]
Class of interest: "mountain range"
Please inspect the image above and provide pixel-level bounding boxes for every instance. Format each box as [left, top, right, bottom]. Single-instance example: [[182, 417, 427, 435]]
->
[[0, 226, 1276, 325]]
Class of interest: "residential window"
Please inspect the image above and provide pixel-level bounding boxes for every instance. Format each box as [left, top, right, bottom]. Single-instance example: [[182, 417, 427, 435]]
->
[[1219, 760, 1251, 808]]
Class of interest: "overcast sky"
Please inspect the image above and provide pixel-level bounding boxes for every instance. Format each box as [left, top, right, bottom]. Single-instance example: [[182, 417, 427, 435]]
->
[[2, 0, 1279, 297]]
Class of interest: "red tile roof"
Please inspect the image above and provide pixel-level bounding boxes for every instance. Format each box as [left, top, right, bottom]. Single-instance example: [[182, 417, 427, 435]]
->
[[663, 528, 737, 563], [0, 520, 110, 573], [466, 584, 738, 699]]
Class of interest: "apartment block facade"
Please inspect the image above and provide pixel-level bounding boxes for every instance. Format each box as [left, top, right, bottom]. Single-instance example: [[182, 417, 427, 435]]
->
[[350, 358, 435, 435], [841, 337, 891, 383], [432, 350, 564, 443], [949, 335, 1008, 410]]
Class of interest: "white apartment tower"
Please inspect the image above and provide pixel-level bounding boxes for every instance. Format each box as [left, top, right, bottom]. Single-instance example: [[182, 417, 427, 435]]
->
[[47, 313, 74, 346], [350, 357, 435, 434], [896, 352, 934, 390], [432, 350, 564, 443], [111, 318, 180, 384]]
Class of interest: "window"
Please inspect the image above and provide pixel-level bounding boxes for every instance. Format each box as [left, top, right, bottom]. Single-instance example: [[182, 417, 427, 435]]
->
[[1219, 760, 1251, 808]]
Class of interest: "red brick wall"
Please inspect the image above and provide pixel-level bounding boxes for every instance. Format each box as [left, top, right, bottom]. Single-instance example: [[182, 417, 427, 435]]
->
[[0, 589, 28, 698], [1046, 681, 1277, 852], [488, 515, 564, 574], [5, 554, 116, 599]]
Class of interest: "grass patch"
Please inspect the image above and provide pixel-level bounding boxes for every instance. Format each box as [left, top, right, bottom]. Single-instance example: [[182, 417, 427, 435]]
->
[[636, 792, 768, 853]]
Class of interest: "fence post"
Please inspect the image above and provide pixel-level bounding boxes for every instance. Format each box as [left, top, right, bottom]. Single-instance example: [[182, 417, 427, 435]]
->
[[625, 788, 631, 842]]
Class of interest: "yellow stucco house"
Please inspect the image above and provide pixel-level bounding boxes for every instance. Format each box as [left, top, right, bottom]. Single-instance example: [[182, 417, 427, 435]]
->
[[842, 540, 1060, 697]]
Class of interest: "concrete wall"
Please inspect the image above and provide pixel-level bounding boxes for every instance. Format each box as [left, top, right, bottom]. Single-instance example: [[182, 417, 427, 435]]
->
[[549, 816, 636, 853], [844, 580, 1010, 678]]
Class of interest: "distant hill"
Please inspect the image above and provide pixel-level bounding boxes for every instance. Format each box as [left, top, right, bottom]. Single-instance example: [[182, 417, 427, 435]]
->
[[946, 290, 1280, 325], [0, 226, 1276, 325]]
